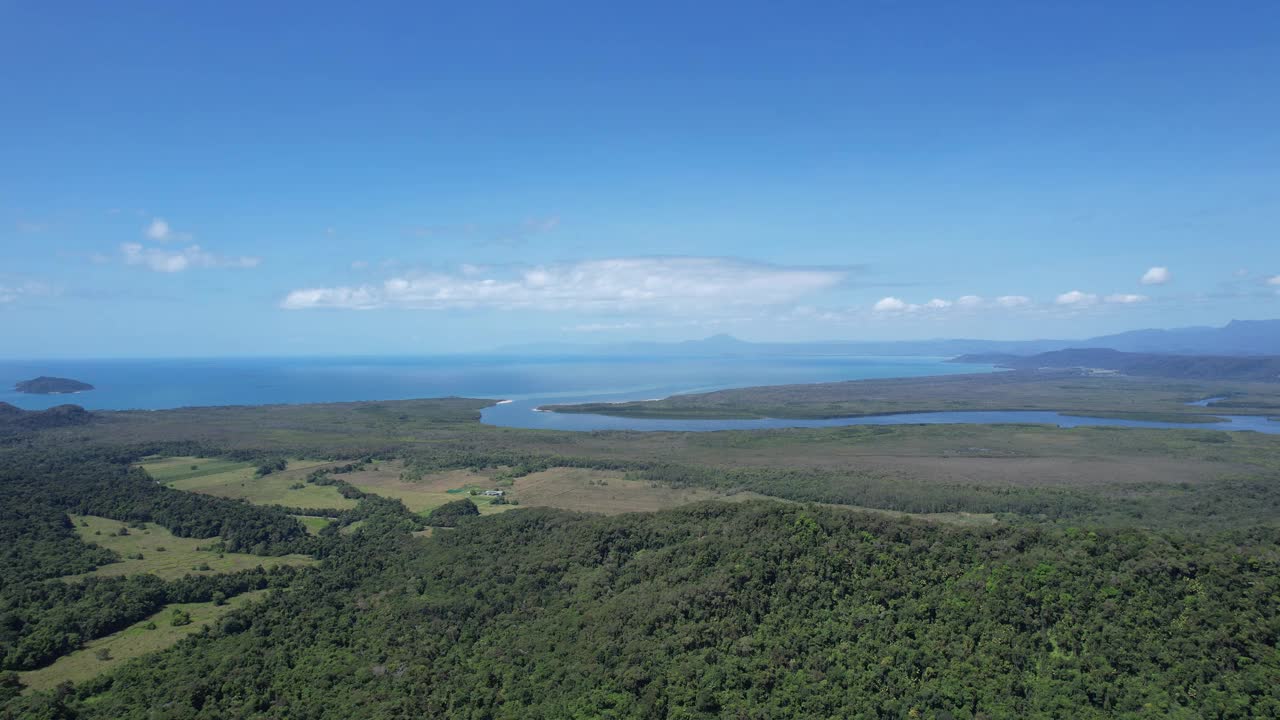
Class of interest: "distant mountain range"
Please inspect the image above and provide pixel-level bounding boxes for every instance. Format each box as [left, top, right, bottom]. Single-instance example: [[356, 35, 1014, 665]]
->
[[498, 319, 1280, 358], [953, 348, 1280, 382]]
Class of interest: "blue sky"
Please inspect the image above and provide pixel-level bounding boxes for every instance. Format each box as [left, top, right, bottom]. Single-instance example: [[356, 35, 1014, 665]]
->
[[2, 1, 1278, 357]]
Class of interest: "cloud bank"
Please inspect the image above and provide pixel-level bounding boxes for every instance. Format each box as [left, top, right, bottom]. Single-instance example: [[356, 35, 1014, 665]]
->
[[872, 290, 1149, 315], [1055, 290, 1099, 306], [1105, 293, 1148, 304], [0, 280, 57, 305], [282, 257, 846, 312], [122, 243, 261, 273]]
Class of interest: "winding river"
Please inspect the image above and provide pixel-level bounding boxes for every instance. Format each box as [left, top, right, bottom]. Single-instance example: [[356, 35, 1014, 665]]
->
[[482, 398, 1280, 434]]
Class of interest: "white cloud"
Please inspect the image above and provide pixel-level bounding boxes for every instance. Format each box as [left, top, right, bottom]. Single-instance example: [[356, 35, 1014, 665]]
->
[[282, 257, 845, 312], [122, 243, 260, 273], [565, 317, 732, 333], [351, 260, 369, 270], [874, 294, 1022, 314], [1267, 275, 1280, 286], [1055, 290, 1099, 306], [566, 321, 646, 332], [0, 280, 57, 305], [146, 218, 172, 241], [995, 295, 1031, 308], [1105, 293, 1148, 304], [1140, 266, 1171, 285], [873, 297, 908, 312]]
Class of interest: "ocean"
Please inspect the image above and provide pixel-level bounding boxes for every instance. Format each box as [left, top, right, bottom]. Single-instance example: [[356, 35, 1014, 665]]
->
[[5, 356, 1277, 434], [0, 354, 988, 412]]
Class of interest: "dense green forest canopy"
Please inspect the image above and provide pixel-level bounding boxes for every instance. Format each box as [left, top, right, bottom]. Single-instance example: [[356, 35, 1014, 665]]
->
[[424, 497, 480, 526], [0, 404, 92, 436], [8, 503, 1280, 719], [2, 386, 1279, 718]]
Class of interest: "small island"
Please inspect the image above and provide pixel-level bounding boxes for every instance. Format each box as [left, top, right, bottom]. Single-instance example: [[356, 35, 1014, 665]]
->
[[14, 376, 95, 395]]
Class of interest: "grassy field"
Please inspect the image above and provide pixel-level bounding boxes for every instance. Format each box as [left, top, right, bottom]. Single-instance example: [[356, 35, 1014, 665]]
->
[[139, 456, 255, 482], [339, 462, 513, 515], [65, 515, 314, 581], [17, 591, 269, 692], [292, 515, 334, 534], [500, 467, 998, 523], [339, 462, 742, 517], [37, 386, 1280, 529], [144, 457, 358, 510], [510, 467, 742, 514]]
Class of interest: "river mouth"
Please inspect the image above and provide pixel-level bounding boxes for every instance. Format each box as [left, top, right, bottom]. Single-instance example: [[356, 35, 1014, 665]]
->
[[482, 400, 1280, 434], [1186, 396, 1228, 407]]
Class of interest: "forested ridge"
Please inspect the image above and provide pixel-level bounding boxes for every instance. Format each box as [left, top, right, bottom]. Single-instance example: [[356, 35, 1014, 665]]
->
[[0, 446, 312, 557], [7, 503, 1278, 719]]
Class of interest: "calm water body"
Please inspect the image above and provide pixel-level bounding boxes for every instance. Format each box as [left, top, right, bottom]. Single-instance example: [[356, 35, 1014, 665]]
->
[[0, 355, 988, 411], [3, 356, 1275, 434], [484, 402, 1280, 434]]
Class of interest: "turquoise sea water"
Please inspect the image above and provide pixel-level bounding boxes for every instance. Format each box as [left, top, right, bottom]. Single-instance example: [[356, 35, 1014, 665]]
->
[[4, 356, 1274, 434], [0, 355, 989, 411]]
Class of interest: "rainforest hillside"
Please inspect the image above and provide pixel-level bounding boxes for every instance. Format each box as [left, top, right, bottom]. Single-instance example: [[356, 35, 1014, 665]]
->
[[8, 501, 1280, 719]]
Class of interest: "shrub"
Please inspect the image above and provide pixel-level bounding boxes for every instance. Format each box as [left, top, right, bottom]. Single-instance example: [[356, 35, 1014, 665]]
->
[[425, 499, 480, 527]]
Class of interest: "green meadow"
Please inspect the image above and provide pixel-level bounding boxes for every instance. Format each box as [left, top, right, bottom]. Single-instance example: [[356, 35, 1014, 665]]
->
[[17, 591, 269, 692], [66, 514, 314, 581], [143, 457, 358, 509]]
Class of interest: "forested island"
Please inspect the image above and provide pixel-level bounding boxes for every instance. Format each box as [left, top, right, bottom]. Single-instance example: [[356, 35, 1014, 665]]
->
[[13, 377, 94, 395]]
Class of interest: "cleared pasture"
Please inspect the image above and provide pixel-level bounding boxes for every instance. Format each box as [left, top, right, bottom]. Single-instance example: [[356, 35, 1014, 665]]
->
[[18, 591, 269, 692], [137, 456, 254, 483], [65, 515, 314, 581], [510, 467, 741, 515], [143, 457, 357, 510], [339, 462, 512, 515], [292, 515, 334, 534]]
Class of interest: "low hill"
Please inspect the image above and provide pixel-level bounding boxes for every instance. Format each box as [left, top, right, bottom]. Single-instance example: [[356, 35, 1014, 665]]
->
[[13, 376, 94, 394], [0, 402, 93, 433], [1087, 318, 1280, 355], [955, 348, 1280, 381]]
